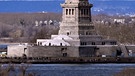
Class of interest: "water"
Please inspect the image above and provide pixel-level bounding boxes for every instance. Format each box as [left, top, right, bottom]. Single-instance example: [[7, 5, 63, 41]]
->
[[0, 45, 7, 49], [17, 64, 135, 76]]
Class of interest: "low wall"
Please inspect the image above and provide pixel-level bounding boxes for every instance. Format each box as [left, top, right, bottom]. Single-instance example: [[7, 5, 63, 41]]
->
[[27, 46, 79, 57], [7, 45, 79, 57], [79, 46, 97, 57], [96, 45, 118, 57], [8, 45, 27, 57], [8, 45, 133, 57]]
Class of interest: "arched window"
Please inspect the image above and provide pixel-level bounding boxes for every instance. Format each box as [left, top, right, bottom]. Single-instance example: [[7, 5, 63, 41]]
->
[[60, 43, 62, 46], [72, 9, 74, 15], [81, 9, 83, 15], [86, 32, 88, 35], [86, 9, 89, 15], [67, 32, 69, 35], [102, 42, 105, 45], [92, 42, 95, 45], [66, 9, 68, 15], [49, 43, 51, 46], [86, 32, 91, 35], [84, 9, 86, 15], [81, 42, 87, 45], [69, 9, 71, 15]]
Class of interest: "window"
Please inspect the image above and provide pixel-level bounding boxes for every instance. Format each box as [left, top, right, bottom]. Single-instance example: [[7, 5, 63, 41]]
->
[[81, 9, 83, 15], [83, 9, 86, 15], [110, 42, 116, 45], [86, 32, 91, 35], [80, 8, 90, 15], [24, 48, 27, 53], [49, 43, 51, 46], [66, 9, 68, 15], [60, 43, 62, 46], [69, 9, 71, 15], [38, 42, 40, 45], [38, 42, 42, 46], [86, 32, 89, 35], [102, 42, 105, 45], [81, 42, 87, 45], [63, 53, 67, 57], [72, 9, 74, 15], [61, 48, 67, 51], [92, 42, 95, 45], [67, 32, 69, 35], [61, 48, 64, 51], [86, 9, 89, 15]]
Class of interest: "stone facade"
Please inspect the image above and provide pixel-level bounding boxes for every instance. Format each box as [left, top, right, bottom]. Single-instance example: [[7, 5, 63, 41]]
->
[[96, 45, 118, 57], [59, 0, 93, 36], [8, 45, 27, 57], [7, 44, 119, 57], [8, 45, 79, 57]]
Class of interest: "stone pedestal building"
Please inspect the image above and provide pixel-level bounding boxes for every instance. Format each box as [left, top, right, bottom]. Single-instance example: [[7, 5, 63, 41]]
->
[[36, 0, 117, 57], [58, 0, 116, 46], [8, 0, 120, 57], [59, 0, 116, 46]]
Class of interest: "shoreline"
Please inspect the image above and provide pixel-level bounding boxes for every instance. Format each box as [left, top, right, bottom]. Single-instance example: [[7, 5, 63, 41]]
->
[[0, 57, 135, 64]]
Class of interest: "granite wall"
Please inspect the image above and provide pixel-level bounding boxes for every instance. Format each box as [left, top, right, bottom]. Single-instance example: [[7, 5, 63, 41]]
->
[[96, 45, 118, 57], [7, 45, 79, 57], [8, 45, 27, 57], [27, 46, 79, 57], [8, 45, 133, 57]]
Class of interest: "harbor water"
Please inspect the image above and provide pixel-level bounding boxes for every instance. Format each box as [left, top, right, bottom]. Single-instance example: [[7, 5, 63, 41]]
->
[[18, 64, 135, 76]]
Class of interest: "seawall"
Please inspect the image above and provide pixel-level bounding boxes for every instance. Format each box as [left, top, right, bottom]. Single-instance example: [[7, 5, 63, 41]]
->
[[0, 57, 135, 64]]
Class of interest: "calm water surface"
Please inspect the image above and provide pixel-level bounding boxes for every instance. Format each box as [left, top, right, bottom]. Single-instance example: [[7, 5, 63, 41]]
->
[[22, 64, 135, 76]]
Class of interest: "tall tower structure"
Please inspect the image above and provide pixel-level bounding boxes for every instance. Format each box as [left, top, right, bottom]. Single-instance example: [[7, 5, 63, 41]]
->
[[59, 0, 95, 36]]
